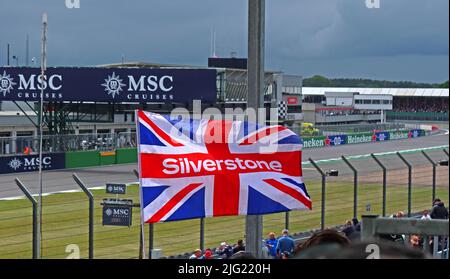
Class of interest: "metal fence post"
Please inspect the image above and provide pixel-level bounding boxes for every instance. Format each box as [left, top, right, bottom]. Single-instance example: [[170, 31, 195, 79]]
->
[[133, 169, 144, 259], [421, 151, 437, 205], [341, 156, 358, 219], [444, 149, 449, 157], [200, 218, 205, 251], [149, 223, 154, 259], [396, 152, 412, 217], [285, 212, 290, 231], [15, 178, 38, 259], [309, 158, 326, 230], [72, 173, 94, 259], [371, 154, 387, 217]]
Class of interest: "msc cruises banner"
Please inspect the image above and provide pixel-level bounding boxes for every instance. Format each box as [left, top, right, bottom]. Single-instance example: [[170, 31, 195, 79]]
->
[[0, 153, 66, 174], [0, 67, 217, 103]]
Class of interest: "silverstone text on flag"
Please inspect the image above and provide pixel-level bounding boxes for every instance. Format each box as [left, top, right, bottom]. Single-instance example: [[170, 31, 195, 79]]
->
[[137, 110, 311, 223]]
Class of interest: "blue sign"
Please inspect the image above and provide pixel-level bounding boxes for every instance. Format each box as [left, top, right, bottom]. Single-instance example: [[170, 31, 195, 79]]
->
[[106, 183, 127, 195], [325, 135, 347, 146], [374, 131, 390, 142], [0, 153, 66, 174], [0, 67, 217, 103]]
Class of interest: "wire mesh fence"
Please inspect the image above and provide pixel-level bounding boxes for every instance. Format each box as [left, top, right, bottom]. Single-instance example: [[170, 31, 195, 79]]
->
[[0, 148, 448, 258]]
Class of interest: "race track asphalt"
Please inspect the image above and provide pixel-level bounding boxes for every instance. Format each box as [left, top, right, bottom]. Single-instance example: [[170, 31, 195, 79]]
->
[[0, 133, 448, 199]]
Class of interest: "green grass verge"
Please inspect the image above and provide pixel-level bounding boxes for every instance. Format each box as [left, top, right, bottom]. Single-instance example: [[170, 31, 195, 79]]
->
[[0, 182, 448, 259]]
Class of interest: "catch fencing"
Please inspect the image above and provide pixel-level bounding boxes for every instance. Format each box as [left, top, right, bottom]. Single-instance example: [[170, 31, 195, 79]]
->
[[0, 147, 448, 259]]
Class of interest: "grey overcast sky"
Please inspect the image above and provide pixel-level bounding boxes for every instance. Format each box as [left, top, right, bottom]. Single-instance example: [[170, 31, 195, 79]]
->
[[0, 0, 448, 83]]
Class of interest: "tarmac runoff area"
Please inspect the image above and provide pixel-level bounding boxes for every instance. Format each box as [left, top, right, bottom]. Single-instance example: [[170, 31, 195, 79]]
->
[[0, 132, 448, 200]]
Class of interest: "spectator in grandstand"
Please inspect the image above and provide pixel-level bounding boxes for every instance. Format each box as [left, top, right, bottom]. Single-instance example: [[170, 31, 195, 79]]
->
[[352, 218, 361, 232], [276, 229, 295, 258], [342, 220, 355, 238], [420, 209, 432, 220], [380, 211, 405, 243], [232, 239, 245, 254], [281, 251, 290, 259], [430, 199, 449, 219], [189, 249, 203, 259], [216, 242, 233, 259], [409, 235, 422, 249], [199, 249, 213, 259], [264, 232, 278, 259]]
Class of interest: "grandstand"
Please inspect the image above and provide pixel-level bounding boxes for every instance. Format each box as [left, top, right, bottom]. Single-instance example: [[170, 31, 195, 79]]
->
[[302, 87, 449, 122]]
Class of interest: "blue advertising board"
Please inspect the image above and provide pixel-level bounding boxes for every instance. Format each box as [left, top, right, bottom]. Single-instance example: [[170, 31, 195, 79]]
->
[[0, 67, 217, 103], [325, 135, 347, 146], [0, 153, 66, 174], [374, 131, 390, 142]]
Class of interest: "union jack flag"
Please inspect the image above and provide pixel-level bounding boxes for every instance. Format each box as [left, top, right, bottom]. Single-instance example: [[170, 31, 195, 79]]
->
[[137, 110, 311, 223]]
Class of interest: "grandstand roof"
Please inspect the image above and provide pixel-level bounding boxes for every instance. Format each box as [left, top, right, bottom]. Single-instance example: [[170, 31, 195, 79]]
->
[[302, 87, 449, 97]]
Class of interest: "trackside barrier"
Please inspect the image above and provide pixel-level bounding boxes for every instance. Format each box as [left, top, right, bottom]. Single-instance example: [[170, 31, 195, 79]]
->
[[14, 178, 38, 259], [72, 173, 94, 259], [361, 215, 449, 259]]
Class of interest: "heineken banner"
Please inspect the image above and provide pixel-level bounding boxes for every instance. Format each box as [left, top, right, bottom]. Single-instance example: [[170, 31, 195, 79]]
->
[[0, 67, 217, 103], [302, 129, 426, 149]]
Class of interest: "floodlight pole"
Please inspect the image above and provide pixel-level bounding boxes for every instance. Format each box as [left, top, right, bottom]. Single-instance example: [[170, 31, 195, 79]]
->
[[245, 0, 265, 259], [36, 12, 48, 260]]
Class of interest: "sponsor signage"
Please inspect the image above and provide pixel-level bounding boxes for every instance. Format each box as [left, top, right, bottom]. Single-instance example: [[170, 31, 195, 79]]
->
[[374, 131, 390, 142], [347, 133, 373, 144], [0, 67, 217, 103], [390, 131, 409, 140], [287, 96, 299, 105], [102, 199, 133, 227], [325, 135, 347, 146], [106, 183, 127, 195], [0, 153, 65, 174], [303, 136, 326, 148]]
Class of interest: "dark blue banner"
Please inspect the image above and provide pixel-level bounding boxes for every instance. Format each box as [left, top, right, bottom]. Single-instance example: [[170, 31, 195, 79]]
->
[[374, 131, 390, 142], [0, 153, 66, 174], [0, 67, 217, 103], [324, 135, 347, 146]]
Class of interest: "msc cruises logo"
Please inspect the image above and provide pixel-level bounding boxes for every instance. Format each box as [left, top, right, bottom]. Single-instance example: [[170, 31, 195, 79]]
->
[[8, 158, 22, 171], [0, 71, 16, 96], [101, 72, 125, 99]]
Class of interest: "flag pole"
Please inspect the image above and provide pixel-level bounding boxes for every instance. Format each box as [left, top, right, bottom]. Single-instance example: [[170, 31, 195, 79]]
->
[[136, 109, 147, 259], [36, 12, 48, 259]]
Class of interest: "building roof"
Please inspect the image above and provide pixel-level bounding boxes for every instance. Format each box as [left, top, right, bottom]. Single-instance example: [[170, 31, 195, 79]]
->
[[302, 87, 449, 97]]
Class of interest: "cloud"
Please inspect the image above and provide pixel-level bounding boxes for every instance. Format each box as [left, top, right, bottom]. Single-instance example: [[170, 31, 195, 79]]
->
[[0, 0, 448, 82]]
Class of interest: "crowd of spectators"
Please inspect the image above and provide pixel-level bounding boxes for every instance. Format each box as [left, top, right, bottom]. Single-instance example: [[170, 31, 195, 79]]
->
[[188, 199, 448, 260], [393, 101, 448, 113]]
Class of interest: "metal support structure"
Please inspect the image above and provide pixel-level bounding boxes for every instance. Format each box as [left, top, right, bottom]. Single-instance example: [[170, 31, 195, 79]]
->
[[200, 218, 205, 251], [309, 158, 326, 230], [73, 173, 94, 259], [361, 215, 379, 242], [421, 151, 437, 205], [341, 156, 358, 219], [245, 0, 265, 259], [15, 178, 38, 259], [370, 154, 387, 217], [149, 223, 154, 259], [285, 212, 290, 231], [396, 152, 412, 217], [134, 169, 148, 259], [444, 149, 449, 157]]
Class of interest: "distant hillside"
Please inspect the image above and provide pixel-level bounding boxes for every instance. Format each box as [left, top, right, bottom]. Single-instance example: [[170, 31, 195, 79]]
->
[[303, 75, 449, 88]]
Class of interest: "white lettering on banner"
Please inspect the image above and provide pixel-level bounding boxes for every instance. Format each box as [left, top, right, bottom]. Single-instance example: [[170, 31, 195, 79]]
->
[[18, 74, 63, 91], [127, 75, 174, 92], [162, 158, 283, 175]]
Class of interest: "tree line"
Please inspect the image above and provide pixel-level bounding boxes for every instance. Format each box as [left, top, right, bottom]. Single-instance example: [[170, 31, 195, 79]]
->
[[303, 75, 449, 88]]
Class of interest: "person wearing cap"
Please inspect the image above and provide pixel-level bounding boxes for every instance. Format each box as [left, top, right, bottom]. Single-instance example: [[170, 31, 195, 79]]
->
[[216, 242, 233, 259], [189, 249, 203, 259], [276, 229, 295, 258], [200, 249, 213, 259]]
